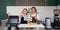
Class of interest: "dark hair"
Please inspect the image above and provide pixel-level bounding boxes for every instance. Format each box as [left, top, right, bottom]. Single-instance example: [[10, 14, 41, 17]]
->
[[31, 7, 37, 12]]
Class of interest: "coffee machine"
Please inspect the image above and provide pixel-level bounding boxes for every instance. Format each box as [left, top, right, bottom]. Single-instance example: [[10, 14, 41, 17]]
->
[[53, 14, 60, 28], [53, 9, 60, 28]]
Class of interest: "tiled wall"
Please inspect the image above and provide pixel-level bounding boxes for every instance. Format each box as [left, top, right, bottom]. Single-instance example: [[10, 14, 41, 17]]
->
[[0, 0, 16, 24], [16, 0, 60, 6], [16, 0, 48, 6]]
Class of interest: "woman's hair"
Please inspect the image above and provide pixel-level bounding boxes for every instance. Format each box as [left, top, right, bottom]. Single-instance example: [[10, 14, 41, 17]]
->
[[31, 7, 37, 12], [22, 8, 28, 14]]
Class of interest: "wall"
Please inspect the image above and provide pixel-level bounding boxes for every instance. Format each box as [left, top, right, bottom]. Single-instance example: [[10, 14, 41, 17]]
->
[[16, 0, 48, 6], [0, 0, 6, 24], [0, 0, 16, 24], [48, 0, 60, 6], [16, 0, 60, 6], [0, 0, 60, 24], [57, 5, 60, 9], [7, 6, 56, 22], [48, 0, 56, 6], [57, 0, 60, 5]]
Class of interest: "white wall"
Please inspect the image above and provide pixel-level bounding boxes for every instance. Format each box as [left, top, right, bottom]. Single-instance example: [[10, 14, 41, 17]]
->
[[7, 6, 56, 22], [57, 5, 60, 9]]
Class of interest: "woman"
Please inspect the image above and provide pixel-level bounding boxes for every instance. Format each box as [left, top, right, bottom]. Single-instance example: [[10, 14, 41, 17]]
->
[[30, 7, 40, 23], [20, 8, 29, 24], [19, 8, 32, 30], [27, 7, 40, 30]]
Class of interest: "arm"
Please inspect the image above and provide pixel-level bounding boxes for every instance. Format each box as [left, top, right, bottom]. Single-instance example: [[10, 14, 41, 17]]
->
[[37, 14, 40, 20]]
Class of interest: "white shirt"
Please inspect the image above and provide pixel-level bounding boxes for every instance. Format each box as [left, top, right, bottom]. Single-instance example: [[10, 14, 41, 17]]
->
[[58, 15, 60, 22], [19, 14, 32, 23], [30, 13, 40, 20]]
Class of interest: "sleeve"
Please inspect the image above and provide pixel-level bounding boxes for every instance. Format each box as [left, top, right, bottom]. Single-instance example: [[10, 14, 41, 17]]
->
[[37, 14, 40, 20], [27, 13, 31, 17]]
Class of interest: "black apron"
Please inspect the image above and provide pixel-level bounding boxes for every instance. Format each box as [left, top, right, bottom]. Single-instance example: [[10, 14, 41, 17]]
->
[[20, 16, 27, 24]]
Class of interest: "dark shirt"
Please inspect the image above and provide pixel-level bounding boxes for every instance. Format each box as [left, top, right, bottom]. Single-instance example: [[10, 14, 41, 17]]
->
[[20, 16, 27, 24]]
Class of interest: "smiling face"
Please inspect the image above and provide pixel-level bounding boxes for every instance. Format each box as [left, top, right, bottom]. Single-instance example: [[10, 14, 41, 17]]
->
[[31, 8, 36, 13], [31, 7, 37, 13], [23, 10, 27, 14], [22, 8, 27, 14]]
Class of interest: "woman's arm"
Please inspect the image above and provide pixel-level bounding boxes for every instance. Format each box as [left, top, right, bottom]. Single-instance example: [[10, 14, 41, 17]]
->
[[37, 14, 40, 20]]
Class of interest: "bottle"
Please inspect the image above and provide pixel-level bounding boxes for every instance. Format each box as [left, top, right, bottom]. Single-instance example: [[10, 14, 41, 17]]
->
[[45, 17, 51, 28]]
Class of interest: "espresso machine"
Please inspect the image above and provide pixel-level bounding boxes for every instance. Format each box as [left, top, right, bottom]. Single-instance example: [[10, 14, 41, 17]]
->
[[53, 9, 60, 28], [53, 14, 60, 28]]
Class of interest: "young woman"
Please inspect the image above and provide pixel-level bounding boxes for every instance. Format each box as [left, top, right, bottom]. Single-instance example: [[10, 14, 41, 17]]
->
[[20, 8, 29, 24], [30, 7, 40, 23]]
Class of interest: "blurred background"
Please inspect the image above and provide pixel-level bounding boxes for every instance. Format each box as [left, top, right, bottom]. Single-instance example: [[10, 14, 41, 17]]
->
[[0, 0, 60, 30]]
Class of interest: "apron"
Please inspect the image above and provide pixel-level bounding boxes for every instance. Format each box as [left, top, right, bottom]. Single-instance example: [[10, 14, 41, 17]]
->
[[30, 13, 37, 23], [20, 15, 28, 24]]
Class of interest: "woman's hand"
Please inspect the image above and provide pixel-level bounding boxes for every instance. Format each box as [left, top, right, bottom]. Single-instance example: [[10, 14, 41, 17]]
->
[[31, 16, 37, 19], [34, 16, 37, 19]]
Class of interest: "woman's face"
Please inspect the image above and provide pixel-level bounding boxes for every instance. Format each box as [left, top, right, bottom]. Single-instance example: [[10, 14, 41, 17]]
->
[[23, 10, 27, 14], [31, 8, 36, 13]]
